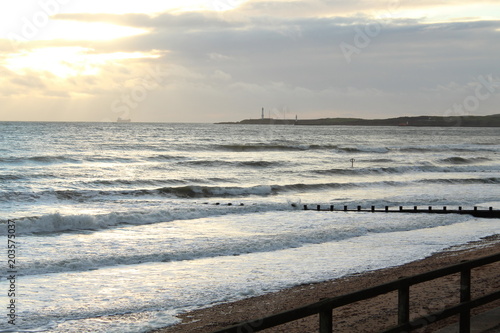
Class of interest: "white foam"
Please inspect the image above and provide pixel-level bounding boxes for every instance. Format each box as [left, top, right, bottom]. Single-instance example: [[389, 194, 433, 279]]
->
[[14, 211, 476, 276]]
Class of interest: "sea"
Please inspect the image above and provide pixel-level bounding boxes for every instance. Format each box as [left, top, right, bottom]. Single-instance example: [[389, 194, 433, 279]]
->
[[0, 122, 499, 332]]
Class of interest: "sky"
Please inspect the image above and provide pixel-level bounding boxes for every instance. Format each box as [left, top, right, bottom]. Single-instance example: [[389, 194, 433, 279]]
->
[[0, 0, 499, 122]]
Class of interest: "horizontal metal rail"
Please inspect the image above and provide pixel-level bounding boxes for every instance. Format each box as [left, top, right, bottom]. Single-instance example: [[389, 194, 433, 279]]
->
[[212, 252, 500, 333]]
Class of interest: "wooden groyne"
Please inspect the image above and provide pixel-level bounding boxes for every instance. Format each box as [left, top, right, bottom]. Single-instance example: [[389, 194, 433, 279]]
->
[[302, 205, 500, 219]]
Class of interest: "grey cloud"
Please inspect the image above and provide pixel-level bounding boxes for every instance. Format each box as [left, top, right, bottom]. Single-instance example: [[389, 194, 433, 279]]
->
[[60, 12, 499, 101], [4, 1, 500, 121]]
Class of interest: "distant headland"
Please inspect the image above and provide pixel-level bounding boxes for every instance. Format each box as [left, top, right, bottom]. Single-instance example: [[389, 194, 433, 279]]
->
[[216, 113, 500, 127]]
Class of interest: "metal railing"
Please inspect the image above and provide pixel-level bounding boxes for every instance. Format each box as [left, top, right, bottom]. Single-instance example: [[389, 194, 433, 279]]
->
[[212, 252, 500, 333]]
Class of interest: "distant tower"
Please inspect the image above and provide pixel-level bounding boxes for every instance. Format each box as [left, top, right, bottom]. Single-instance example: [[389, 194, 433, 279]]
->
[[261, 107, 264, 119]]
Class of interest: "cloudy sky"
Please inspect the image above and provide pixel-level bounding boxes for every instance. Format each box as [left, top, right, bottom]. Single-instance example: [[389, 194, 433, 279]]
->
[[0, 0, 499, 122]]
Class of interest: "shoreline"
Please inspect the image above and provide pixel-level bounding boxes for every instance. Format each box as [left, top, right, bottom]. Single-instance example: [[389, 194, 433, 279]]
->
[[151, 235, 500, 333], [215, 114, 500, 127]]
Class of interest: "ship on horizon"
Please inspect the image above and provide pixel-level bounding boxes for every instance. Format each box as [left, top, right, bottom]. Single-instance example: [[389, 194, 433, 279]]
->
[[117, 117, 131, 123]]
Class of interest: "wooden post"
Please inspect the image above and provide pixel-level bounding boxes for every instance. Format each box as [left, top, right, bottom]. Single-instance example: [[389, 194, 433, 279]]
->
[[317, 205, 321, 211], [319, 307, 333, 333], [429, 206, 432, 211], [344, 205, 347, 211], [371, 206, 375, 212], [357, 205, 361, 211], [398, 283, 410, 325], [459, 206, 462, 211], [443, 206, 447, 211], [474, 206, 477, 211], [460, 268, 471, 333], [304, 205, 308, 210], [385, 206, 389, 212], [399, 206, 403, 211], [414, 206, 417, 211], [330, 205, 334, 211]]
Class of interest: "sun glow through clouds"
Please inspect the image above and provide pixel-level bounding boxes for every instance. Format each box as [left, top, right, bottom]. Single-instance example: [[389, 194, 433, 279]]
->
[[4, 47, 160, 78]]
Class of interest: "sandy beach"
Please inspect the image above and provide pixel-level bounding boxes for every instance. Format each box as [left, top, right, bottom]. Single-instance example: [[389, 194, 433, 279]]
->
[[151, 235, 500, 333]]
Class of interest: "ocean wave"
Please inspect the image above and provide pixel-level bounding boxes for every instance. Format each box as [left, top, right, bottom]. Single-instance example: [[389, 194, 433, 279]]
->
[[314, 164, 500, 175], [0, 155, 80, 164], [156, 185, 276, 197], [336, 147, 390, 153], [218, 144, 313, 151], [217, 143, 401, 154], [418, 177, 500, 185], [0, 181, 393, 204], [0, 155, 142, 165], [182, 160, 283, 168], [0, 204, 285, 236], [366, 158, 394, 163], [84, 156, 138, 163], [0, 154, 189, 165], [154, 182, 391, 198], [313, 167, 402, 175], [13, 212, 472, 276], [88, 179, 187, 186], [0, 172, 58, 181], [438, 157, 491, 165], [397, 145, 498, 153], [0, 174, 25, 180], [145, 154, 187, 161]]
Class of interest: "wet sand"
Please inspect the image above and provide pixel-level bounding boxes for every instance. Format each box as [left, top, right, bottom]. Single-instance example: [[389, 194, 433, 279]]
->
[[151, 235, 500, 333]]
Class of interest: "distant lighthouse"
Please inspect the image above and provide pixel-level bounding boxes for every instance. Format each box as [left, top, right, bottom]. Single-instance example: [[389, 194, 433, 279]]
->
[[261, 107, 264, 119]]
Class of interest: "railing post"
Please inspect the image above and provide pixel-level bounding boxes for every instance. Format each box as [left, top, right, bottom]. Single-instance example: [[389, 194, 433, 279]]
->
[[398, 282, 410, 325], [460, 268, 471, 333], [319, 307, 333, 333]]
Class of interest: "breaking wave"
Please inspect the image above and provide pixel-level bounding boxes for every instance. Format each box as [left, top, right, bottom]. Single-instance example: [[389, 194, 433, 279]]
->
[[418, 177, 500, 185], [313, 165, 500, 175], [0, 204, 286, 236], [15, 212, 472, 276], [439, 157, 491, 165], [183, 160, 284, 168]]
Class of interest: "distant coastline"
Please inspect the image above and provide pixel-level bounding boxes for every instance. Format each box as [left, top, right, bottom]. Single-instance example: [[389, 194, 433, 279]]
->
[[216, 114, 500, 127]]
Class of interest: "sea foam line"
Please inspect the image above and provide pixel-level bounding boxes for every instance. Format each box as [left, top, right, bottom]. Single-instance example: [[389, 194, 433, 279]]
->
[[13, 212, 474, 276]]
